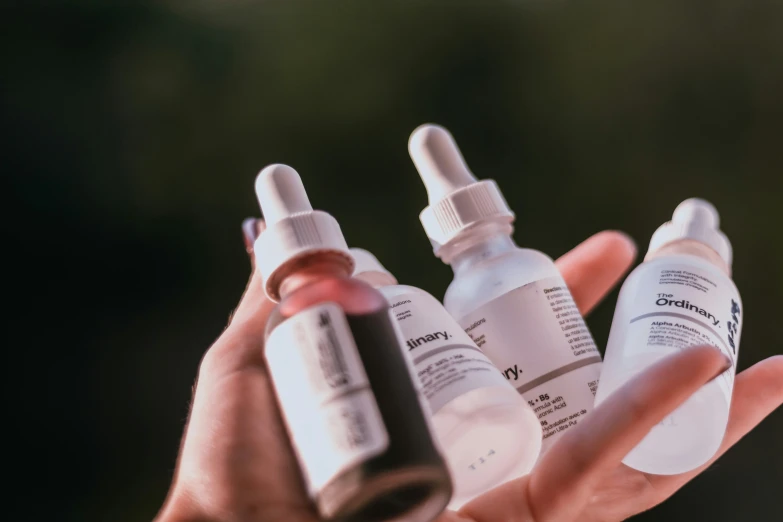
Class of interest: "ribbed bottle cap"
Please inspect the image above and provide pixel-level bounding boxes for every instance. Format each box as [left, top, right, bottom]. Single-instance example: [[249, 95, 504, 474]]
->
[[253, 164, 353, 300], [648, 198, 732, 266], [350, 248, 398, 287], [409, 124, 514, 252]]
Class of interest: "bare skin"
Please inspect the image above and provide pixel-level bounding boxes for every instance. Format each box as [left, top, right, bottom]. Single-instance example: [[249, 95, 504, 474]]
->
[[157, 229, 783, 522]]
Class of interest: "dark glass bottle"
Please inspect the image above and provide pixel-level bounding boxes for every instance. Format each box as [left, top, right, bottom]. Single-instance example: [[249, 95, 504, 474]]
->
[[265, 252, 452, 521]]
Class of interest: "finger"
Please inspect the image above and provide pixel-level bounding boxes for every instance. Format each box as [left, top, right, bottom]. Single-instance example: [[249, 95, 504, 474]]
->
[[644, 355, 783, 497], [210, 218, 274, 378], [523, 345, 730, 522], [161, 229, 312, 520], [555, 230, 637, 315], [172, 228, 277, 491], [457, 346, 730, 522]]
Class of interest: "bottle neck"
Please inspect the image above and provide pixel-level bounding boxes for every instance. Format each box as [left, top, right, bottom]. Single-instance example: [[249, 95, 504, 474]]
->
[[645, 239, 731, 277], [276, 253, 354, 299], [438, 220, 517, 275]]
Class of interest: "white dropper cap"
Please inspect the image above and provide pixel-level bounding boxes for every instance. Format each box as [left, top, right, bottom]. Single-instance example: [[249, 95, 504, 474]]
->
[[647, 198, 732, 267], [350, 248, 398, 288], [253, 164, 353, 300], [409, 124, 514, 252]]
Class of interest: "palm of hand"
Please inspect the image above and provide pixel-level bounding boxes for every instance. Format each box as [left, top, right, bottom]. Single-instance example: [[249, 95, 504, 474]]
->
[[157, 232, 782, 522]]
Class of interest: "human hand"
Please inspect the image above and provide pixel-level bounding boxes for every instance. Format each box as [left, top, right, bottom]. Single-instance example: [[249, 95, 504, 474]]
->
[[156, 226, 782, 522]]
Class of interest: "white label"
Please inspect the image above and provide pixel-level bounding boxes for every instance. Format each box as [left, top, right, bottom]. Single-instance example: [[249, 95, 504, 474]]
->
[[265, 302, 389, 496], [621, 264, 742, 401], [384, 309, 441, 450], [456, 276, 602, 450], [385, 290, 511, 414]]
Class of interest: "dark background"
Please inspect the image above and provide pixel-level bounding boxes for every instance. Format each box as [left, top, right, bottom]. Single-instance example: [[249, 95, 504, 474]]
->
[[4, 1, 782, 521]]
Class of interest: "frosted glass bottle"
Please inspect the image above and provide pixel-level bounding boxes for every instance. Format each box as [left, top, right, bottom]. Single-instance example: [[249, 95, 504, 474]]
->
[[408, 124, 602, 451], [595, 198, 742, 475], [351, 248, 542, 509], [438, 221, 602, 452]]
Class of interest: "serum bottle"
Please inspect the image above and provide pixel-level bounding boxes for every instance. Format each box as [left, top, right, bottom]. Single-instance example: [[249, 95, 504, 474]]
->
[[254, 165, 452, 521], [351, 248, 542, 509], [408, 124, 602, 451], [595, 198, 742, 475]]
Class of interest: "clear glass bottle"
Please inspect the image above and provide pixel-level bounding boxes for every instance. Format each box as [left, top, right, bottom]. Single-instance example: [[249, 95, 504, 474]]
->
[[254, 164, 452, 521], [351, 248, 541, 508], [408, 124, 603, 451], [595, 198, 742, 475]]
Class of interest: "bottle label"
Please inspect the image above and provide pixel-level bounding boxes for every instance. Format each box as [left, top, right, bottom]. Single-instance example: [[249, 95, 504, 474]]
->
[[386, 290, 511, 414], [620, 264, 742, 401], [265, 302, 389, 496], [456, 276, 602, 450]]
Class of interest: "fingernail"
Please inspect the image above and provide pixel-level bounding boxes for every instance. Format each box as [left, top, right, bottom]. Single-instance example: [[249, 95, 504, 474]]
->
[[242, 218, 265, 254], [613, 230, 639, 260], [711, 352, 733, 380]]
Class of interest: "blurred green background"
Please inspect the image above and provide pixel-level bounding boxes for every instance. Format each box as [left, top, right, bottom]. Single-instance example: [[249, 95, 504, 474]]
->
[[5, 0, 782, 520]]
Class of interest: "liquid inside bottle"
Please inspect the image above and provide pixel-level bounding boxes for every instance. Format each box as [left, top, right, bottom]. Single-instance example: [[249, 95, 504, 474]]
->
[[254, 164, 452, 520]]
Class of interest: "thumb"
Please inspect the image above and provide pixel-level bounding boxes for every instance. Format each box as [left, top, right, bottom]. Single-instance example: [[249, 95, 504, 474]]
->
[[209, 218, 274, 376], [158, 223, 306, 521]]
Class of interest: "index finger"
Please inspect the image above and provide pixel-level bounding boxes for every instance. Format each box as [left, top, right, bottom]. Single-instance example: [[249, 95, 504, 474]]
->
[[457, 346, 729, 522], [527, 345, 730, 522]]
